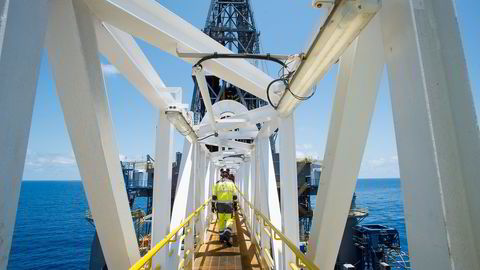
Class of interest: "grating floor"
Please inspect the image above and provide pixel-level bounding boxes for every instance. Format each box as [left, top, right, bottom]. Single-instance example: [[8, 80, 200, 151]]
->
[[193, 211, 262, 270]]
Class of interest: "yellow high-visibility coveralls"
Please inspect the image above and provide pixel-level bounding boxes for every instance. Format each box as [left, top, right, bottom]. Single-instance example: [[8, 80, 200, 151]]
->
[[212, 178, 236, 241]]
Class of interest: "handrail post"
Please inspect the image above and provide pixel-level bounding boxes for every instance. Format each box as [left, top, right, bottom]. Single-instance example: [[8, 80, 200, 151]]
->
[[234, 186, 319, 270], [129, 198, 211, 270]]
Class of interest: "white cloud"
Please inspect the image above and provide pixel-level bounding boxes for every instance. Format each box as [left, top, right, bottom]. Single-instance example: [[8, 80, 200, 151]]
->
[[118, 154, 147, 162], [24, 152, 80, 180], [101, 64, 120, 76], [296, 150, 305, 158], [296, 150, 321, 160], [296, 144, 321, 160], [26, 152, 76, 167], [368, 157, 387, 167], [359, 155, 399, 178], [296, 143, 313, 150]]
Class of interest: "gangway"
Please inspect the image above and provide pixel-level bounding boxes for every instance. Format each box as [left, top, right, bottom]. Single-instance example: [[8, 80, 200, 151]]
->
[[2, 0, 479, 270], [130, 188, 318, 270]]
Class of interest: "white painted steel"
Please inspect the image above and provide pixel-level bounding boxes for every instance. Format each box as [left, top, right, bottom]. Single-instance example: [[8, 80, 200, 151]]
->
[[199, 137, 253, 151], [257, 119, 280, 138], [151, 109, 174, 269], [238, 164, 244, 210], [184, 143, 198, 263], [276, 0, 380, 116], [253, 143, 263, 247], [203, 160, 214, 240], [214, 130, 258, 140], [249, 151, 257, 235], [83, 0, 278, 102], [95, 22, 176, 109], [46, 1, 140, 268], [196, 104, 276, 137], [193, 67, 216, 131], [381, 0, 480, 268], [264, 140, 284, 270], [256, 137, 284, 270], [306, 16, 384, 270], [168, 140, 193, 268], [2, 0, 478, 268], [279, 114, 300, 269], [0, 1, 48, 267], [244, 162, 252, 225], [194, 147, 206, 248]]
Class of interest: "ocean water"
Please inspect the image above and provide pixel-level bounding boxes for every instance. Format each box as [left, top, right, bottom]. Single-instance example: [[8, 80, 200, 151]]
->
[[355, 178, 409, 253], [8, 181, 94, 270], [8, 179, 408, 269]]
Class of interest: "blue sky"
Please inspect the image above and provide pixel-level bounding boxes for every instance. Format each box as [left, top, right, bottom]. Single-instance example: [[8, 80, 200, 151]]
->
[[23, 0, 479, 180]]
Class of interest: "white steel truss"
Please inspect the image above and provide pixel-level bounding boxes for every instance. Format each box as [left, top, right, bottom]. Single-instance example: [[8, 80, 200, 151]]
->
[[0, 0, 478, 270]]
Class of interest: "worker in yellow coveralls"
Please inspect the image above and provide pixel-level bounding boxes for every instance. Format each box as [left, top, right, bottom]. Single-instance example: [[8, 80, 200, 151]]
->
[[212, 169, 237, 246]]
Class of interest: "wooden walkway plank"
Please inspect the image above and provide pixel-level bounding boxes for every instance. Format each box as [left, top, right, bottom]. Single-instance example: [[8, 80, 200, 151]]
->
[[193, 211, 262, 270]]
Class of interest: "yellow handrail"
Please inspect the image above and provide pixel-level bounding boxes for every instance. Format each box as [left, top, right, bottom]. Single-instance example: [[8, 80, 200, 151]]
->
[[234, 186, 319, 270], [129, 198, 212, 270]]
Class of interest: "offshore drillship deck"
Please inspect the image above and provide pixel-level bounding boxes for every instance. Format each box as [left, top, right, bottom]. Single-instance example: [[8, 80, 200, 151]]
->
[[87, 155, 409, 269], [2, 0, 478, 270]]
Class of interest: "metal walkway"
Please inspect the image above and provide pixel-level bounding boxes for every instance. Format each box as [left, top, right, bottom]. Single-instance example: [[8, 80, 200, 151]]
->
[[129, 190, 317, 270], [193, 212, 262, 270], [3, 1, 478, 270]]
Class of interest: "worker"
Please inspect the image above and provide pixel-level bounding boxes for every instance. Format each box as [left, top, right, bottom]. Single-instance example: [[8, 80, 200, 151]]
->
[[212, 169, 237, 247]]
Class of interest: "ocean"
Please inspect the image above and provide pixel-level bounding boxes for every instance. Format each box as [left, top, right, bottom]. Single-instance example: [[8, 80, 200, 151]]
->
[[8, 179, 408, 269]]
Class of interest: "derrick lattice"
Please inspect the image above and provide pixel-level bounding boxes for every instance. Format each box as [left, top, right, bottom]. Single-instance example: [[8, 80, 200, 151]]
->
[[190, 0, 265, 125]]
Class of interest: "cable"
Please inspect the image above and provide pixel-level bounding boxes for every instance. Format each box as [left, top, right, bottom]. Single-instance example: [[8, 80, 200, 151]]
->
[[193, 52, 317, 110], [194, 53, 288, 69], [286, 83, 316, 101], [266, 78, 287, 109]]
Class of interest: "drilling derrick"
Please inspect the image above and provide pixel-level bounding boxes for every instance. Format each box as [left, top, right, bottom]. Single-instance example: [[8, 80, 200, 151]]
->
[[190, 0, 265, 125]]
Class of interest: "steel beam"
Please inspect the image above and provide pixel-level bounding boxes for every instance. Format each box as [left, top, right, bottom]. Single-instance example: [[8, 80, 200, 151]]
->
[[95, 21, 176, 109], [203, 160, 214, 241], [306, 17, 384, 269], [227, 105, 277, 126], [196, 105, 277, 137], [46, 1, 140, 268], [184, 143, 197, 264], [246, 161, 253, 229], [194, 147, 206, 248], [214, 130, 258, 140], [168, 140, 193, 268], [193, 67, 216, 131], [151, 109, 174, 269], [254, 142, 265, 252], [249, 150, 257, 234], [257, 119, 280, 139], [84, 0, 277, 102], [276, 0, 380, 116], [279, 114, 300, 269], [381, 0, 480, 268], [199, 137, 253, 151], [263, 139, 283, 270], [257, 137, 283, 269], [0, 1, 48, 268]]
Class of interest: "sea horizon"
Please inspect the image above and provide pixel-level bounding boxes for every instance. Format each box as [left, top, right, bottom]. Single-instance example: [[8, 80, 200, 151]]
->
[[8, 178, 408, 269]]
